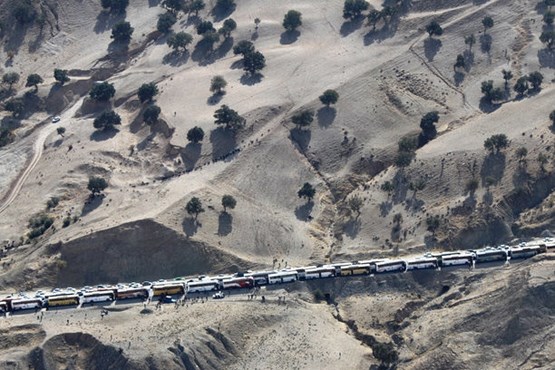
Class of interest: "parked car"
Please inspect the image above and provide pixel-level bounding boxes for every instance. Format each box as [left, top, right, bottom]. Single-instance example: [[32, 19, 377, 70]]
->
[[212, 291, 225, 300], [52, 116, 61, 123]]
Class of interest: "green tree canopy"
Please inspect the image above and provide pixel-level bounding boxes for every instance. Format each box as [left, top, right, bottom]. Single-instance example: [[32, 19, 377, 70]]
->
[[214, 105, 245, 131], [101, 0, 129, 13], [513, 76, 528, 96], [283, 10, 302, 31], [319, 89, 339, 107], [210, 75, 227, 94], [197, 20, 215, 35], [426, 21, 443, 37], [2, 72, 20, 89], [167, 31, 193, 51], [143, 105, 161, 125], [343, 0, 369, 20], [54, 69, 70, 85], [186, 197, 204, 219], [291, 110, 314, 128], [111, 21, 134, 42], [233, 40, 255, 56], [26, 73, 43, 91], [138, 82, 159, 103], [484, 134, 508, 154], [88, 176, 108, 196], [187, 126, 205, 143], [93, 110, 121, 131], [243, 50, 266, 75], [527, 71, 544, 91], [157, 12, 177, 34], [218, 18, 237, 38], [221, 194, 237, 212], [5, 99, 24, 117], [89, 82, 116, 102], [298, 182, 316, 201], [482, 16, 494, 33]]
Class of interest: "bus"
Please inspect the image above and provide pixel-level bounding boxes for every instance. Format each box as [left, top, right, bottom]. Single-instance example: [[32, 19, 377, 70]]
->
[[509, 245, 542, 260], [473, 248, 508, 264], [439, 252, 475, 268], [339, 264, 371, 276], [187, 280, 220, 293], [81, 291, 115, 304], [406, 257, 439, 271], [151, 283, 185, 297], [47, 294, 80, 308], [0, 301, 7, 314], [115, 288, 149, 300], [244, 271, 275, 286], [375, 259, 407, 273], [268, 271, 298, 284], [304, 267, 336, 280], [221, 277, 255, 289], [10, 298, 44, 311]]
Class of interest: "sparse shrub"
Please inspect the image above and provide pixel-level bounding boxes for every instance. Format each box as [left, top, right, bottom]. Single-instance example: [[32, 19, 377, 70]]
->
[[426, 215, 440, 235], [348, 195, 363, 217], [167, 31, 193, 51], [46, 196, 60, 209], [62, 217, 71, 228], [291, 110, 314, 129], [87, 176, 108, 196], [187, 126, 204, 143], [298, 182, 316, 201], [27, 213, 54, 239], [214, 105, 245, 131], [111, 21, 134, 43], [516, 147, 528, 163], [425, 21, 443, 37], [221, 195, 237, 212], [54, 69, 70, 85], [538, 153, 548, 172], [283, 10, 302, 31], [143, 105, 161, 125], [89, 82, 116, 102], [343, 0, 369, 20], [218, 18, 237, 38], [484, 134, 508, 154], [319, 89, 339, 107], [409, 177, 426, 197], [313, 289, 325, 302], [482, 16, 494, 34], [137, 82, 159, 103], [157, 12, 177, 34], [2, 72, 20, 89], [186, 197, 204, 219], [210, 75, 227, 94], [26, 74, 43, 91], [93, 110, 121, 131], [380, 181, 394, 195]]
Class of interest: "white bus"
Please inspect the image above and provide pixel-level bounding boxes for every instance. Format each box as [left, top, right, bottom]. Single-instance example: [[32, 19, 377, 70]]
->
[[81, 291, 115, 304], [339, 264, 371, 276], [473, 248, 508, 264], [0, 301, 7, 314], [187, 280, 220, 293], [10, 298, 44, 311], [304, 267, 336, 280], [375, 259, 407, 273], [221, 277, 255, 289], [268, 271, 298, 284], [244, 271, 276, 286], [439, 252, 475, 267], [406, 257, 439, 271], [509, 245, 542, 260]]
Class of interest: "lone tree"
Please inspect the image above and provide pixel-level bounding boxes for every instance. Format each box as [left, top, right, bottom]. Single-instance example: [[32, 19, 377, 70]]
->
[[343, 0, 369, 20], [57, 127, 66, 137], [292, 110, 314, 129], [426, 215, 441, 236], [186, 197, 204, 219], [426, 21, 443, 38], [233, 40, 255, 56], [218, 18, 237, 38], [348, 195, 364, 218], [482, 16, 494, 34], [367, 9, 381, 30], [87, 176, 108, 196], [550, 110, 555, 127], [297, 182, 316, 201], [111, 21, 134, 43], [516, 147, 528, 164], [25, 74, 43, 91], [484, 134, 508, 154], [319, 89, 339, 107], [196, 20, 215, 35], [101, 0, 129, 13], [137, 82, 159, 103], [187, 126, 205, 143], [527, 71, 544, 91], [5, 99, 24, 118], [513, 76, 528, 96], [283, 10, 302, 31], [157, 12, 177, 34], [93, 111, 121, 131], [464, 34, 476, 51], [243, 50, 266, 75], [214, 105, 245, 131], [167, 31, 193, 52], [54, 69, 70, 85], [419, 111, 439, 146], [143, 105, 161, 125], [221, 194, 237, 212], [90, 82, 115, 102], [481, 80, 503, 103], [501, 69, 513, 87], [540, 30, 555, 50], [2, 72, 20, 90], [454, 54, 465, 71], [210, 75, 227, 94]]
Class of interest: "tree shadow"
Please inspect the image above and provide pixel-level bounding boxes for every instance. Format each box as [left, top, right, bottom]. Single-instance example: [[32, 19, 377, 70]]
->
[[480, 153, 506, 186], [344, 218, 361, 239], [136, 132, 157, 151], [405, 197, 425, 214], [423, 38, 442, 62], [148, 0, 161, 7], [182, 218, 199, 237], [94, 11, 125, 34], [230, 59, 243, 70], [512, 166, 531, 188], [90, 128, 119, 142], [218, 212, 233, 236], [1, 116, 22, 131], [289, 127, 312, 153], [295, 201, 314, 221], [28, 25, 47, 53], [162, 50, 190, 67], [181, 142, 202, 171], [191, 39, 216, 66], [240, 73, 263, 86], [207, 93, 224, 105], [479, 34, 492, 54], [363, 22, 398, 45], [463, 50, 474, 71], [214, 37, 234, 59], [209, 127, 237, 161], [478, 97, 501, 113], [482, 189, 493, 206], [340, 16, 364, 37], [212, 4, 236, 22], [251, 31, 259, 41], [537, 49, 555, 68], [453, 71, 465, 86], [317, 107, 336, 128], [3, 21, 33, 56], [280, 30, 300, 45], [0, 87, 15, 102], [379, 200, 393, 217], [181, 14, 201, 28], [81, 195, 104, 217], [107, 40, 130, 55]]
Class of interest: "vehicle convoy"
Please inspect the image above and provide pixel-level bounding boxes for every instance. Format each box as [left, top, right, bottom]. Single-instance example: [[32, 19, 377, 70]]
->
[[0, 239, 553, 315]]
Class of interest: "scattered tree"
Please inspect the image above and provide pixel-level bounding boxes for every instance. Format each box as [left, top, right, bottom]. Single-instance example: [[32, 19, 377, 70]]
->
[[215, 0, 236, 13], [481, 80, 503, 103], [254, 18, 261, 30], [221, 194, 237, 212], [2, 72, 20, 89], [409, 177, 426, 197], [527, 71, 544, 91], [167, 31, 193, 52], [348, 195, 364, 217], [54, 69, 70, 85], [137, 82, 159, 103], [201, 31, 220, 49], [187, 126, 205, 143], [143, 105, 161, 125], [243, 50, 266, 75], [398, 136, 417, 153], [425, 21, 443, 38], [419, 111, 439, 146], [515, 147, 528, 164], [426, 215, 441, 235], [214, 105, 245, 131], [292, 110, 314, 129], [538, 153, 548, 172], [157, 12, 177, 34], [454, 54, 465, 71], [298, 182, 316, 201], [46, 196, 60, 209], [93, 110, 121, 131], [464, 34, 475, 51], [185, 0, 205, 15], [393, 212, 403, 225], [482, 16, 494, 34], [465, 178, 479, 195], [210, 75, 227, 94], [218, 18, 237, 38], [111, 21, 134, 43], [57, 127, 66, 137], [501, 69, 513, 87], [319, 89, 339, 107], [283, 10, 302, 31], [186, 197, 204, 219], [89, 82, 116, 102], [343, 0, 369, 20], [101, 0, 129, 13], [4, 99, 24, 117], [395, 151, 414, 168], [380, 181, 394, 196], [25, 74, 43, 91], [233, 40, 255, 56], [88, 176, 108, 196], [484, 134, 508, 154], [513, 76, 529, 96], [27, 213, 54, 239], [197, 20, 215, 35]]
